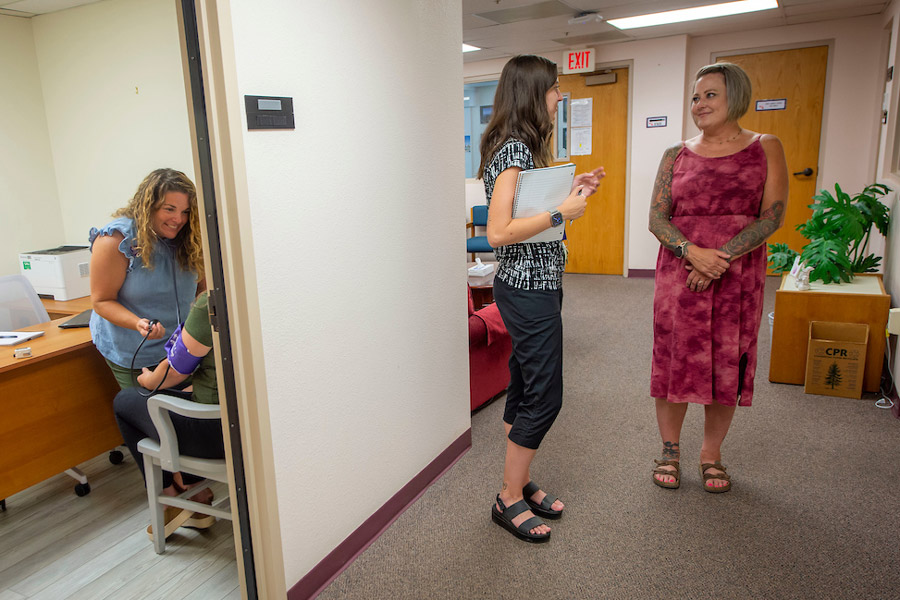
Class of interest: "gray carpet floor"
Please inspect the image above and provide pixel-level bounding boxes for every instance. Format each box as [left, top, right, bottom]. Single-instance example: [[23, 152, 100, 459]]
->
[[319, 275, 900, 600]]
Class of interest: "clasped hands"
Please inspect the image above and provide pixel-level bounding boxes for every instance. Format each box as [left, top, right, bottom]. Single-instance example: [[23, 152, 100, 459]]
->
[[683, 246, 731, 293]]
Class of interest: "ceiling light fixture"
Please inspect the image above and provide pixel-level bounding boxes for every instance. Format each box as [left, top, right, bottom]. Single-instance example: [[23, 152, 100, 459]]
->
[[607, 0, 778, 30], [462, 43, 481, 53], [568, 13, 602, 25]]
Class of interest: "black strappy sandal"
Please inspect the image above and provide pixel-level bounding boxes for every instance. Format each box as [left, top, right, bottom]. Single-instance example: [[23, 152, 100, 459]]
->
[[522, 481, 563, 519], [491, 495, 551, 543]]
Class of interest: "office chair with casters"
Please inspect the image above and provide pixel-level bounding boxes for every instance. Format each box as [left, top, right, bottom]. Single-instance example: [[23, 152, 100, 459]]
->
[[138, 393, 231, 554], [0, 274, 49, 330], [467, 205, 493, 261]]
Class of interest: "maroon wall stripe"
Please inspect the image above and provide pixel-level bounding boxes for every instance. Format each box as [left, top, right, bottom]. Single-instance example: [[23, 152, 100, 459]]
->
[[288, 428, 472, 599], [628, 269, 655, 278]]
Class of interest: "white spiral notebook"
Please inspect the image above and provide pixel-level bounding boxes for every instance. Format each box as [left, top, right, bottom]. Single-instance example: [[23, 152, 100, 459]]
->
[[512, 163, 576, 243]]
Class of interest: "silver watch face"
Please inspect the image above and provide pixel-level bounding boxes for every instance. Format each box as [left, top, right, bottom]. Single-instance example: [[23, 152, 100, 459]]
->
[[675, 244, 685, 258], [551, 211, 563, 227]]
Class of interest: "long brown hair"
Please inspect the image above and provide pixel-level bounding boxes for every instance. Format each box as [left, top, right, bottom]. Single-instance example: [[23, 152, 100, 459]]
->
[[113, 168, 204, 277], [477, 55, 558, 179]]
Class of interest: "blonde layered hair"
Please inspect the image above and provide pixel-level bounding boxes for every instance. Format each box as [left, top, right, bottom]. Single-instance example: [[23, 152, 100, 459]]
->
[[113, 168, 203, 277], [695, 62, 752, 122]]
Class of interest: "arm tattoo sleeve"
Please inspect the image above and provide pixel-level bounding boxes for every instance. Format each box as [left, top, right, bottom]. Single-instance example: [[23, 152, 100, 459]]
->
[[648, 144, 688, 251], [720, 200, 785, 258]]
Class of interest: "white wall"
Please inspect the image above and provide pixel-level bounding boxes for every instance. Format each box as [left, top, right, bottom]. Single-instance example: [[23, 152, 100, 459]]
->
[[876, 0, 900, 383], [31, 0, 193, 249], [225, 0, 469, 587], [0, 0, 193, 279], [594, 36, 688, 272], [0, 15, 64, 277]]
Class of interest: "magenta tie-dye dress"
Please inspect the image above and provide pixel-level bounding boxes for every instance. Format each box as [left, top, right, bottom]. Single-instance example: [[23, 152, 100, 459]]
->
[[651, 137, 768, 407]]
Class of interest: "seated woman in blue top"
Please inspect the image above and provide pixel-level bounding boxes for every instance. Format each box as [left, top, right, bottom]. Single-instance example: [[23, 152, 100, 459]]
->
[[89, 168, 205, 389]]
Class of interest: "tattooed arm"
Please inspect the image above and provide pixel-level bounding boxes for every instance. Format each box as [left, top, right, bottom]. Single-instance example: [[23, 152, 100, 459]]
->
[[648, 143, 730, 280], [719, 134, 789, 260], [648, 143, 687, 249]]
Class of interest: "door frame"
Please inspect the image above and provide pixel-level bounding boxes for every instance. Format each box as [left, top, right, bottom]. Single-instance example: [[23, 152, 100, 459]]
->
[[176, 1, 288, 598], [608, 59, 634, 277], [563, 59, 634, 276]]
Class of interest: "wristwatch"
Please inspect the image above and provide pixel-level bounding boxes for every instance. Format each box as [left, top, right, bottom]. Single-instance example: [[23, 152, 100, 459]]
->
[[549, 209, 564, 227], [673, 241, 692, 259]]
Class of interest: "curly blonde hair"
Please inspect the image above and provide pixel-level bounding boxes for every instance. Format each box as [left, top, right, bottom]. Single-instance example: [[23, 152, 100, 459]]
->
[[113, 168, 204, 277]]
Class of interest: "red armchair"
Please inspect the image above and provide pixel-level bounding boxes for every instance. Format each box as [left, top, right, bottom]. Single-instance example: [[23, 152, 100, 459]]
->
[[468, 285, 512, 411]]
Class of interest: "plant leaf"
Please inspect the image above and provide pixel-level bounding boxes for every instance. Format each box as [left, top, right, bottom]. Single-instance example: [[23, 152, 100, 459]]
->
[[767, 243, 799, 274], [801, 237, 853, 284], [853, 185, 891, 236], [851, 253, 882, 273]]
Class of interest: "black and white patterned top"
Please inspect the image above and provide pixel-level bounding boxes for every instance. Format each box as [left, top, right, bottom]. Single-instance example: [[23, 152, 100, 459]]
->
[[483, 138, 565, 290]]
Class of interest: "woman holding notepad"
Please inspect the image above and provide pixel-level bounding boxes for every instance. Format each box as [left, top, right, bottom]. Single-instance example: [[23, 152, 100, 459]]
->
[[478, 54, 605, 543]]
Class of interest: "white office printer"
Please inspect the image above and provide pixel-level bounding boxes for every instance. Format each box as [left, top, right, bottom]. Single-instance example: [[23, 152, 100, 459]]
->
[[19, 245, 91, 300]]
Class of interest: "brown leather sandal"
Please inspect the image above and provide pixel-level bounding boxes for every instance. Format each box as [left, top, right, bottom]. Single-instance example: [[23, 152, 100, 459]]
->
[[174, 481, 216, 529], [652, 459, 680, 489], [700, 462, 732, 493], [147, 506, 194, 541]]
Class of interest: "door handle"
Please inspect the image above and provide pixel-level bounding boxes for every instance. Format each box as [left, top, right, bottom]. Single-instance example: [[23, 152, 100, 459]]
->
[[793, 167, 814, 176]]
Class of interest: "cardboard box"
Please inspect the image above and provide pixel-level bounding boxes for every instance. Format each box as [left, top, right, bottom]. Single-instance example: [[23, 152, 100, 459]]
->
[[804, 321, 869, 399]]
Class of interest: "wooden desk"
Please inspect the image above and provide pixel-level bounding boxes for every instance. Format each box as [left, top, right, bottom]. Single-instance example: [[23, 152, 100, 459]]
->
[[769, 273, 889, 393], [41, 295, 92, 320], [0, 316, 122, 502]]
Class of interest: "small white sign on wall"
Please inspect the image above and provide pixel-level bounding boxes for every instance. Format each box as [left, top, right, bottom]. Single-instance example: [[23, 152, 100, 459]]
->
[[756, 98, 787, 111], [562, 49, 595, 74]]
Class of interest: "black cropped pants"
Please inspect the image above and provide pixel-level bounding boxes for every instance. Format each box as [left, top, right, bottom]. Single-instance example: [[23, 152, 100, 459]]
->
[[493, 277, 564, 450]]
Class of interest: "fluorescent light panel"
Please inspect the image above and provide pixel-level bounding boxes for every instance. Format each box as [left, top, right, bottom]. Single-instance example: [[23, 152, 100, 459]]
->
[[462, 43, 481, 52], [608, 0, 778, 30]]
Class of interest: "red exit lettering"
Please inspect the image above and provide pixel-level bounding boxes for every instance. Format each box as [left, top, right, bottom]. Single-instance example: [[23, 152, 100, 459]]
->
[[569, 51, 587, 70], [565, 50, 593, 73]]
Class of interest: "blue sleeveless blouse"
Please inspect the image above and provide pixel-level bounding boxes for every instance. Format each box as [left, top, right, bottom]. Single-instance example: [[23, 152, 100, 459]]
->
[[88, 217, 198, 368]]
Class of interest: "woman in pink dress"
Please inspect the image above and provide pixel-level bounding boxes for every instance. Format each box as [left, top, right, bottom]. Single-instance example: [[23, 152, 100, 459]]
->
[[648, 63, 788, 493]]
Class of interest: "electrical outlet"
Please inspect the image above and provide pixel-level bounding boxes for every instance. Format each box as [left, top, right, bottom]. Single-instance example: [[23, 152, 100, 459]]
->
[[888, 307, 900, 335]]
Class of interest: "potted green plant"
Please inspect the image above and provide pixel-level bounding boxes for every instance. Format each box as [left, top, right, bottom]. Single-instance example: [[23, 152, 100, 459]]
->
[[768, 182, 892, 284]]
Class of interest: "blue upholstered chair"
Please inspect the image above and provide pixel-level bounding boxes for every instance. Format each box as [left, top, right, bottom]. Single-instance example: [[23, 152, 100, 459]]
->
[[467, 205, 492, 261]]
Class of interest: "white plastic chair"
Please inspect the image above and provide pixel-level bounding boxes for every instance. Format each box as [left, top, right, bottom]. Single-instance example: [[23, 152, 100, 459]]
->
[[0, 274, 49, 330], [138, 393, 231, 553]]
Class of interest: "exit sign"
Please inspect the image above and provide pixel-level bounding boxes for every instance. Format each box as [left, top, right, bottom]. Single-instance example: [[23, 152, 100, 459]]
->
[[562, 49, 595, 74]]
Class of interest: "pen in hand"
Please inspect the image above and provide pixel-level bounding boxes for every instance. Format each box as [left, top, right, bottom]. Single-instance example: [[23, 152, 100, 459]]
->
[[570, 188, 583, 226]]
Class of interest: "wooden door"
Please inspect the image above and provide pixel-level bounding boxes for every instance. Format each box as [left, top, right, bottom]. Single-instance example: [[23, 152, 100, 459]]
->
[[557, 67, 628, 274], [719, 46, 828, 254]]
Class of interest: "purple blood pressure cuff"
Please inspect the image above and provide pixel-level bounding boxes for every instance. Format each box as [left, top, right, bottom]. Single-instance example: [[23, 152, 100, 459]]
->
[[165, 323, 202, 375]]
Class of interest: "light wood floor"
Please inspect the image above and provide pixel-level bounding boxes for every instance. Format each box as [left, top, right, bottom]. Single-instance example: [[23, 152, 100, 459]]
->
[[0, 451, 239, 599]]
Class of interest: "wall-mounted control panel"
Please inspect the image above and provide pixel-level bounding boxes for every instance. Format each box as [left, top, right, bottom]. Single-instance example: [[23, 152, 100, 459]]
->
[[244, 95, 294, 130]]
